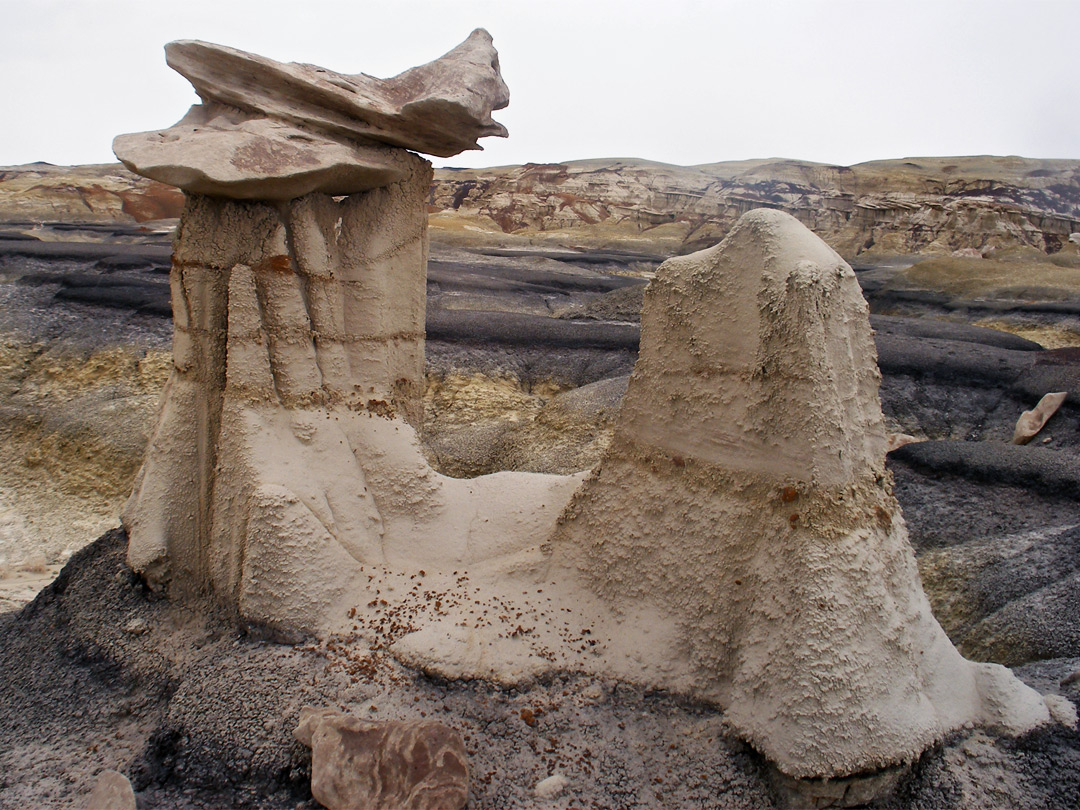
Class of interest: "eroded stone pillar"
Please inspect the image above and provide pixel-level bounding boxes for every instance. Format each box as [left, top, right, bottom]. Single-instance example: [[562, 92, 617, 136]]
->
[[116, 32, 585, 623], [545, 209, 1051, 779], [124, 153, 431, 599]]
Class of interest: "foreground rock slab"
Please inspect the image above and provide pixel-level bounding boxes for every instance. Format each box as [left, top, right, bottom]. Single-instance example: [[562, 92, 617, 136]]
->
[[295, 708, 468, 810]]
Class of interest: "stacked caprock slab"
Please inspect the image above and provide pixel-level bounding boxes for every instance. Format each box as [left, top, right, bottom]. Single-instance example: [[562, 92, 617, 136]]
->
[[115, 31, 1060, 788]]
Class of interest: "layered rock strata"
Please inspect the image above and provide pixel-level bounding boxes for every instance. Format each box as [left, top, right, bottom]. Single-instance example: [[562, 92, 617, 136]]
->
[[429, 156, 1080, 257], [5, 155, 1077, 258]]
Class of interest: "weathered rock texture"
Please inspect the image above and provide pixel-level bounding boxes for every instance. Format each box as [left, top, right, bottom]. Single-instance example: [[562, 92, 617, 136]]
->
[[119, 32, 579, 629], [122, 174, 580, 624], [113, 35, 1061, 788], [114, 30, 508, 199], [544, 209, 1051, 778], [295, 708, 468, 810]]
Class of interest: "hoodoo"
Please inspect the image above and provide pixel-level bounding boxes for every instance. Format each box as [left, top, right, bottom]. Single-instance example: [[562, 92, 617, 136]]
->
[[544, 209, 1051, 777], [114, 32, 1058, 789], [115, 31, 581, 627]]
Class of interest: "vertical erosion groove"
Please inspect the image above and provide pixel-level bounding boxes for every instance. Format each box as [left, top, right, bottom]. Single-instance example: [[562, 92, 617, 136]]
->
[[196, 262, 230, 591], [252, 256, 288, 407], [282, 202, 328, 396]]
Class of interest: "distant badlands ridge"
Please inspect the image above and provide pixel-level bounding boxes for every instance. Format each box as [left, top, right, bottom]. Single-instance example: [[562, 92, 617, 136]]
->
[[1, 155, 1078, 258]]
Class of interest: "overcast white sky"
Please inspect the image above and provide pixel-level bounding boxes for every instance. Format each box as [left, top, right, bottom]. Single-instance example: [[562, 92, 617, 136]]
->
[[2, 0, 1077, 169]]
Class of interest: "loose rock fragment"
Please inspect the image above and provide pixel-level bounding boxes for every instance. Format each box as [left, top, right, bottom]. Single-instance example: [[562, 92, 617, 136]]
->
[[85, 769, 136, 810], [534, 773, 570, 799], [1012, 391, 1067, 444], [122, 617, 149, 635], [295, 707, 469, 810]]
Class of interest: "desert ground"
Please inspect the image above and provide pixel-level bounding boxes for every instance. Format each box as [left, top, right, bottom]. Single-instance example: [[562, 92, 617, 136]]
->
[[0, 158, 1078, 808]]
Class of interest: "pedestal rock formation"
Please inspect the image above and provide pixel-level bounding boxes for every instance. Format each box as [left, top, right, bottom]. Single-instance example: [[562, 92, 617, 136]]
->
[[116, 31, 580, 627], [115, 33, 1056, 786]]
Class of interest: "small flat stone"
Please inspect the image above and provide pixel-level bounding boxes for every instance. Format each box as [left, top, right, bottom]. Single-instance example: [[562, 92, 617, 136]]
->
[[295, 707, 469, 810], [122, 617, 149, 635], [85, 769, 136, 810]]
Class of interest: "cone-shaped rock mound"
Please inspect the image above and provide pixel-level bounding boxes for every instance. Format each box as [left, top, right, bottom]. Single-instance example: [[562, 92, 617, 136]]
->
[[546, 209, 1051, 778]]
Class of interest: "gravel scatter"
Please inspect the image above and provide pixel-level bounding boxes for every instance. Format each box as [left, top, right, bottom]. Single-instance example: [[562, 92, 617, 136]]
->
[[2, 528, 1079, 809]]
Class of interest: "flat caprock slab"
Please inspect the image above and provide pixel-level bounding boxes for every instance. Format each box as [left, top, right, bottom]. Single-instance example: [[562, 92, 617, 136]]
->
[[113, 29, 509, 199], [164, 30, 508, 157]]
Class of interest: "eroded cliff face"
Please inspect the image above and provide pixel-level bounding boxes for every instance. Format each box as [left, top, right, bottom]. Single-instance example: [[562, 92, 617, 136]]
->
[[0, 163, 183, 224], [428, 156, 1080, 259], [4, 156, 1078, 259]]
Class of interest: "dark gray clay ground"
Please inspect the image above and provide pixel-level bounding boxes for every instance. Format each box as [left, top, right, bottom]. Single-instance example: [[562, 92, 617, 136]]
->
[[1, 527, 1078, 810], [2, 230, 1080, 808]]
